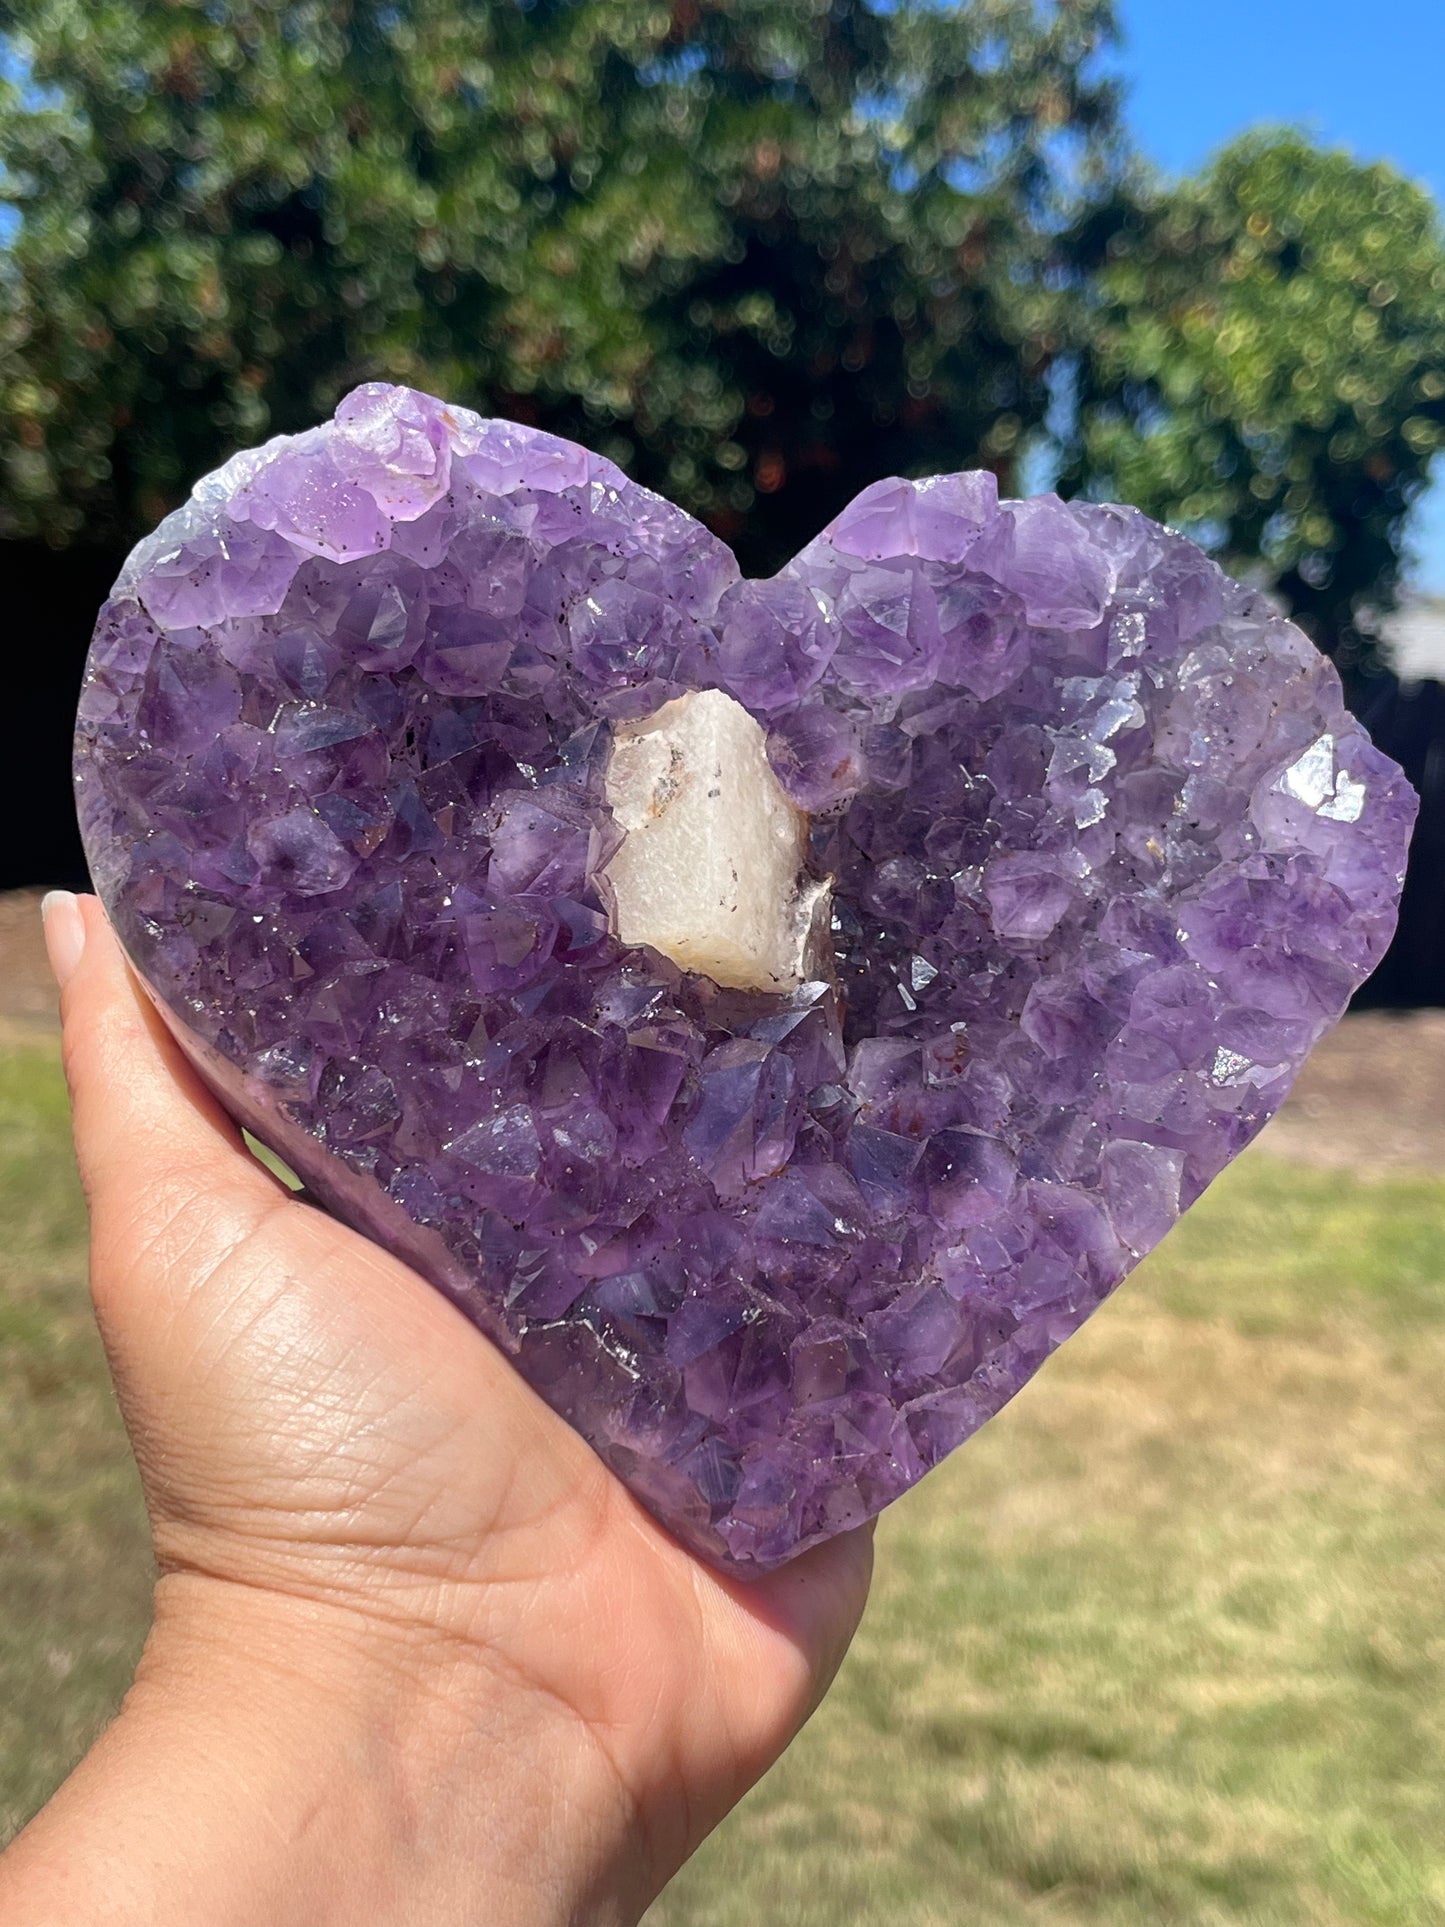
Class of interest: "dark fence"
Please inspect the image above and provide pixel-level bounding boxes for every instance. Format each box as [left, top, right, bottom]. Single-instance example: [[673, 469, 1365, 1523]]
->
[[1354, 675, 1445, 1008], [5, 536, 1443, 1005], [5, 540, 124, 894]]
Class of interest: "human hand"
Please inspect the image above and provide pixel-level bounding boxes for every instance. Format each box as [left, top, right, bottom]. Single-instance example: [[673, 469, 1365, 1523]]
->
[[0, 894, 872, 1927]]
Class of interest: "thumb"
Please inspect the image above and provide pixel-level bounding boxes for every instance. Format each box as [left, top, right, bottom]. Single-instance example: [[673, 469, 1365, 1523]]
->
[[41, 893, 284, 1329]]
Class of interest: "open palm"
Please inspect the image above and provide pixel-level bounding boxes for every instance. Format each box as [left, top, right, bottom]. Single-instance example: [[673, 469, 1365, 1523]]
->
[[49, 897, 873, 1922]]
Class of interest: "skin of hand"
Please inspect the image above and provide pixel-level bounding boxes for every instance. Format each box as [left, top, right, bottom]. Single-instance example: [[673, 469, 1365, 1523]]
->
[[0, 894, 873, 1927]]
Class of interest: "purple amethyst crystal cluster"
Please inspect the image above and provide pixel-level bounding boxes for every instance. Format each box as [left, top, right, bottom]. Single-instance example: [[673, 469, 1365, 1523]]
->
[[76, 383, 1416, 1573]]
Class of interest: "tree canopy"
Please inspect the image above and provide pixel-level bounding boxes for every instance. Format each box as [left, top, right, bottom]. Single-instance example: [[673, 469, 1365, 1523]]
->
[[1069, 133, 1445, 670], [0, 0, 1118, 572]]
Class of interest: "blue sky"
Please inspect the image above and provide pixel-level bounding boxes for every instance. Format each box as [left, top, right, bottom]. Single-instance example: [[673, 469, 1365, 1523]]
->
[[1117, 0, 1445, 594]]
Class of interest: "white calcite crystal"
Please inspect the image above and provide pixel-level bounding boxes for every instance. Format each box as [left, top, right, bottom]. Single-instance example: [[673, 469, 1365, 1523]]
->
[[602, 688, 828, 992]]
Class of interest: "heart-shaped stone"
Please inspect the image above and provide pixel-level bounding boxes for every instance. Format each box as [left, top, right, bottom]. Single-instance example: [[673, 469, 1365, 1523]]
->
[[76, 384, 1416, 1573]]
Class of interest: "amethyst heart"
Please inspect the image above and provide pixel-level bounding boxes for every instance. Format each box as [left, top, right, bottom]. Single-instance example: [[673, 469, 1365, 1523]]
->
[[75, 383, 1417, 1573]]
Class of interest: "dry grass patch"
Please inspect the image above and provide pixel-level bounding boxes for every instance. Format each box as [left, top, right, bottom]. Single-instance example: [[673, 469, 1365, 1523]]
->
[[650, 1158, 1445, 1927]]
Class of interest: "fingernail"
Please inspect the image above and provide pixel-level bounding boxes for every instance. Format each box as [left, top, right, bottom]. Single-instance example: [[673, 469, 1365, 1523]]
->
[[41, 891, 86, 990]]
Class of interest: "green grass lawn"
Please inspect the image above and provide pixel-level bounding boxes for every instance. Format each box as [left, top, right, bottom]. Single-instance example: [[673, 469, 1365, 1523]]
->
[[3, 1039, 1445, 1923], [0, 1041, 150, 1843]]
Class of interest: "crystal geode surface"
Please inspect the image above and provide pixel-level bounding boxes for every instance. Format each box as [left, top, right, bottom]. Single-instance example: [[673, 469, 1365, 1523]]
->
[[76, 383, 1417, 1573]]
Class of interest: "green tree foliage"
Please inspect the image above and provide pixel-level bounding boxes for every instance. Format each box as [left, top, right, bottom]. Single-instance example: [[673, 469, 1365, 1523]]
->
[[1069, 134, 1445, 668], [0, 0, 1118, 571]]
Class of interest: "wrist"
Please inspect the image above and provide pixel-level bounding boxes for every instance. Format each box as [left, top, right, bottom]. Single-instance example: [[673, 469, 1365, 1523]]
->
[[0, 1572, 641, 1927]]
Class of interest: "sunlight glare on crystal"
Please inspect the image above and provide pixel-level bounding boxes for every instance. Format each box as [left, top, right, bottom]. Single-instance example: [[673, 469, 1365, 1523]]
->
[[1321, 769, 1367, 823], [1280, 734, 1336, 809]]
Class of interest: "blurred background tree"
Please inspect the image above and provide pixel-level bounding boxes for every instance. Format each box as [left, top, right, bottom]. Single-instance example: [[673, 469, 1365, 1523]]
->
[[0, 0, 1118, 573], [1066, 133, 1445, 678]]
